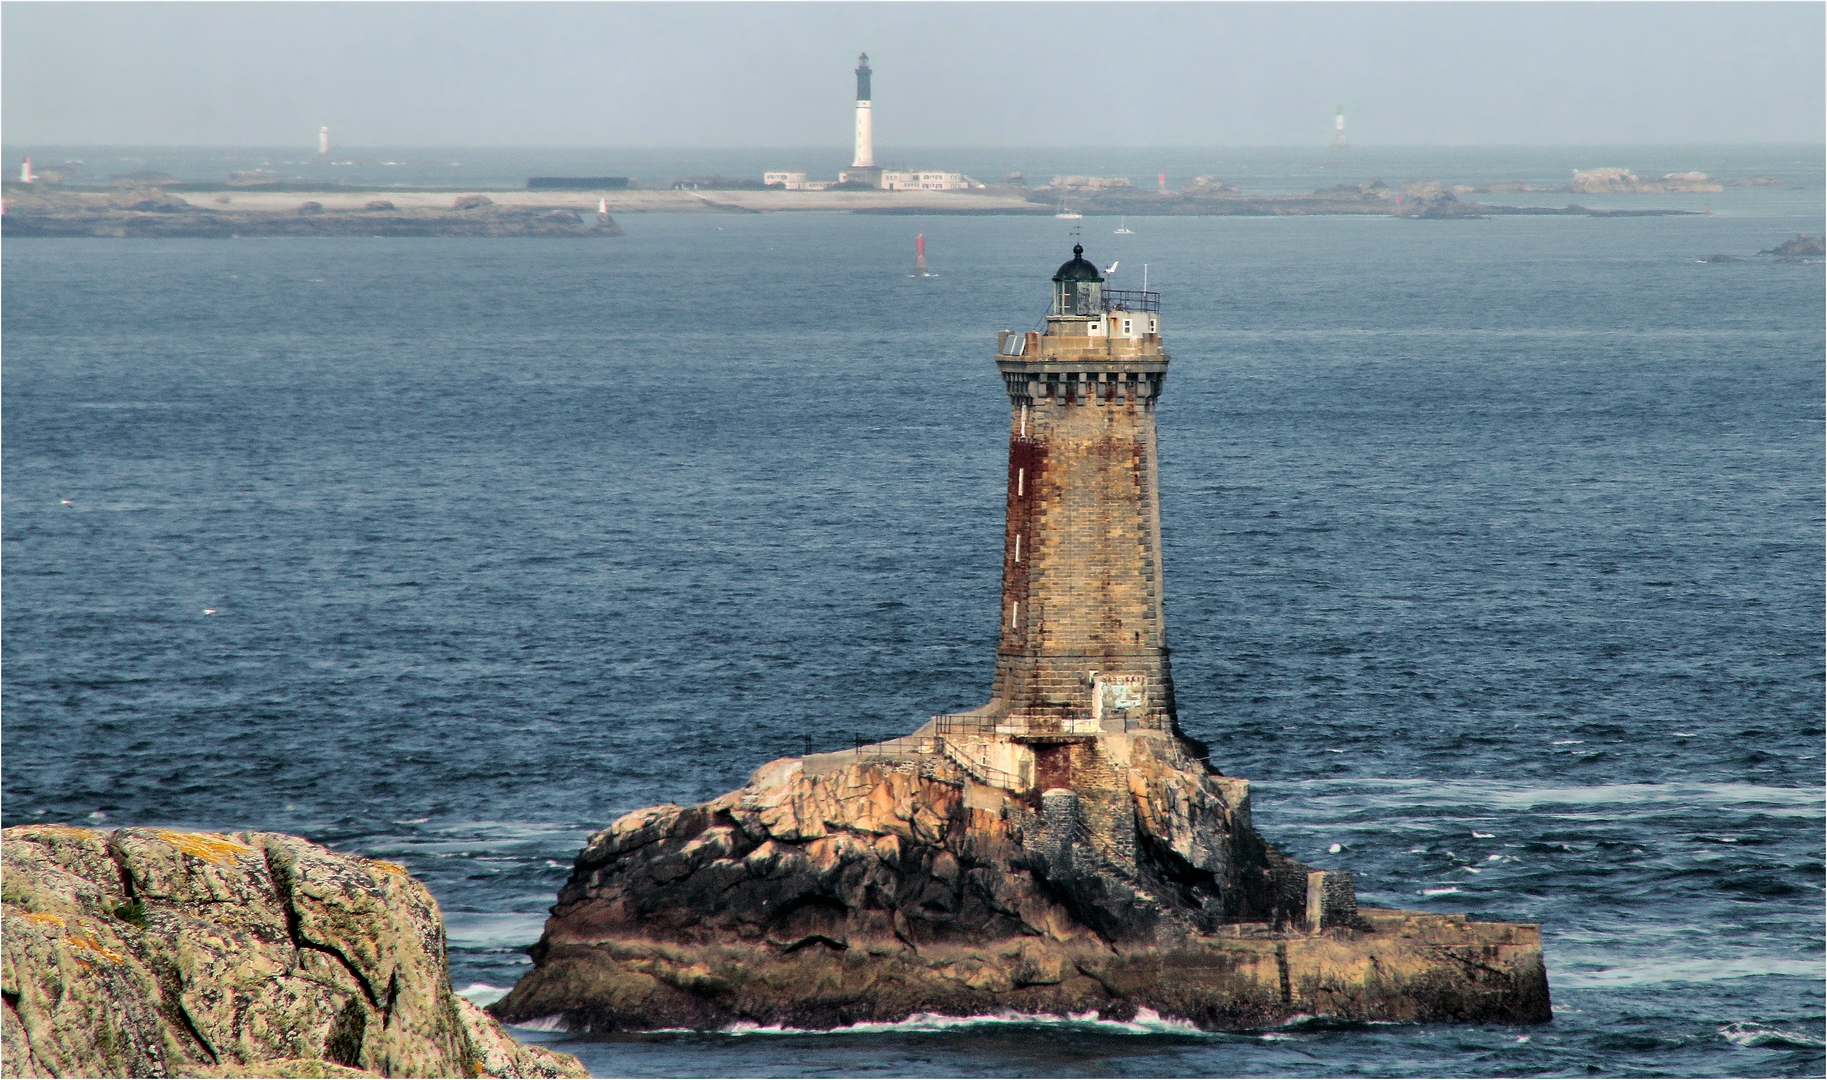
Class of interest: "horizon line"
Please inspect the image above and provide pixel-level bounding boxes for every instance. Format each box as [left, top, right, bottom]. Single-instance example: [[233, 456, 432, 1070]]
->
[[4, 141, 1823, 152]]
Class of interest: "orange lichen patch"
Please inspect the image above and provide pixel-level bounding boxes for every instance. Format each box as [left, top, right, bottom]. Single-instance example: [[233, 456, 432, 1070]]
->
[[15, 911, 68, 930], [8, 824, 99, 842], [65, 936, 126, 963], [154, 830, 256, 864]]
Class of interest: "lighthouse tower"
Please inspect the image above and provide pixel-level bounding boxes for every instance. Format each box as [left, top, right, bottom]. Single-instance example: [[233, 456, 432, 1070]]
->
[[852, 53, 874, 168], [984, 244, 1174, 742]]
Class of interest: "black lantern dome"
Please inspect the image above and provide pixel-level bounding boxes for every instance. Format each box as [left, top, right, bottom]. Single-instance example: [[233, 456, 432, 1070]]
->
[[1052, 244, 1104, 283]]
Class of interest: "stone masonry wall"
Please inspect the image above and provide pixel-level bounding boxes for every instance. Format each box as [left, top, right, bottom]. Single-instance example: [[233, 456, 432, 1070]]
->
[[991, 334, 1175, 731]]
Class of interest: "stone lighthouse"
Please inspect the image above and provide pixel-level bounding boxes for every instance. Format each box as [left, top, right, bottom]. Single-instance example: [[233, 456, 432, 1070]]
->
[[986, 244, 1173, 740], [917, 243, 1179, 860]]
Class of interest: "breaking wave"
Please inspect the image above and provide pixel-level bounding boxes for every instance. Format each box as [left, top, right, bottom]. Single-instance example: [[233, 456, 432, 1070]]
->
[[1719, 1022, 1827, 1050], [454, 982, 510, 1006], [722, 1007, 1209, 1036]]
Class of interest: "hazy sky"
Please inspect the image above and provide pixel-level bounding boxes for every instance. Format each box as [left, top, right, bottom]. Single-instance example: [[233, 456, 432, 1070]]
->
[[4, 2, 1821, 147]]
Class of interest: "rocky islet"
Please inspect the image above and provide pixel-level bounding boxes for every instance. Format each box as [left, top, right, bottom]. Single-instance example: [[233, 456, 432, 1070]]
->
[[490, 243, 1553, 1034]]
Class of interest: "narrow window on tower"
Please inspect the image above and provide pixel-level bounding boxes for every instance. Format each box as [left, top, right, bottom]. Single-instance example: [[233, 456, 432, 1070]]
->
[[1017, 468, 1025, 497], [1010, 602, 1019, 628], [1014, 534, 1022, 562]]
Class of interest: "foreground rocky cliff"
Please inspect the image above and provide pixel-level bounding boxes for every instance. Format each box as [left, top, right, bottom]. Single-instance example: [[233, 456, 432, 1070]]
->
[[1, 826, 585, 1079], [491, 730, 1550, 1032]]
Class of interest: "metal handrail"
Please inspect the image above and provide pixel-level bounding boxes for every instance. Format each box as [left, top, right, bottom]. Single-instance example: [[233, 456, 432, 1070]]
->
[[1101, 289, 1161, 313], [842, 724, 1025, 791], [939, 738, 1024, 790], [931, 714, 993, 735]]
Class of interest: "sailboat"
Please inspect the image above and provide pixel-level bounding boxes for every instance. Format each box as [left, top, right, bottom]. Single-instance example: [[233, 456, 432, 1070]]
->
[[1113, 216, 1134, 235]]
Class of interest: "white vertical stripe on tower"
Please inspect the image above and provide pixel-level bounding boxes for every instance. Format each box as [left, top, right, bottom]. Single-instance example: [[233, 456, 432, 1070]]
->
[[853, 101, 874, 168]]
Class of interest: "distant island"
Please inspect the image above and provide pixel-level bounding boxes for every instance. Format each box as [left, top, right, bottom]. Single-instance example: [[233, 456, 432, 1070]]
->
[[1, 188, 623, 238], [2, 162, 1779, 236]]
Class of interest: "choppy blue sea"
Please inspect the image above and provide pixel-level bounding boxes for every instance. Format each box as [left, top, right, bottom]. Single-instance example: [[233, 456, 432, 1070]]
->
[[4, 147, 1823, 1077]]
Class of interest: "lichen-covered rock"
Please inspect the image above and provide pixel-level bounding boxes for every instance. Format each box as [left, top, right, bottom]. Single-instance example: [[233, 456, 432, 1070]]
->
[[0, 826, 586, 1079], [492, 736, 1550, 1032]]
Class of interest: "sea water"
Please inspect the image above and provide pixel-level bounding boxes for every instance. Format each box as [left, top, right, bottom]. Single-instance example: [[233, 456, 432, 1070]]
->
[[3, 148, 1822, 1077]]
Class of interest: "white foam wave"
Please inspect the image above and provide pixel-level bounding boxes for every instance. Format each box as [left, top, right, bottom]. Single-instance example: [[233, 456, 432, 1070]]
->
[[508, 1014, 570, 1032], [508, 1009, 1412, 1039], [723, 1007, 1208, 1037], [1719, 1021, 1827, 1049], [1552, 956, 1826, 989], [454, 983, 510, 1006]]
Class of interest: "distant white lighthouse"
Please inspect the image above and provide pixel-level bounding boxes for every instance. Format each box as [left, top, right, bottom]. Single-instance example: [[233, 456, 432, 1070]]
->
[[1332, 106, 1348, 152], [852, 53, 874, 169], [318, 126, 330, 157]]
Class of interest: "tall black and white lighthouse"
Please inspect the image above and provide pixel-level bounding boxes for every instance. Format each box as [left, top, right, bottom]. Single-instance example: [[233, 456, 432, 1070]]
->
[[852, 53, 874, 169]]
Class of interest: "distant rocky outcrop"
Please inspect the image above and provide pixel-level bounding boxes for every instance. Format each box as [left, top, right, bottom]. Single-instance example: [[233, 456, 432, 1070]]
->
[[107, 188, 191, 213], [1182, 176, 1241, 195], [1050, 176, 1136, 191], [1, 826, 586, 1079], [491, 732, 1549, 1032], [1571, 168, 1724, 194], [452, 194, 494, 210], [1758, 235, 1824, 260]]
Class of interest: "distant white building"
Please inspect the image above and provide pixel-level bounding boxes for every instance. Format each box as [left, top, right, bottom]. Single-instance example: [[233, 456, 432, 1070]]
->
[[837, 168, 974, 191], [764, 171, 830, 191], [888, 170, 968, 191]]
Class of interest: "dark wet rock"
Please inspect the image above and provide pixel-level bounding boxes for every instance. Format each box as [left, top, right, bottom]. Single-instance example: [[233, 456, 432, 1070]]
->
[[452, 194, 494, 210], [364, 200, 395, 211], [1705, 254, 1744, 263], [298, 201, 325, 215]]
